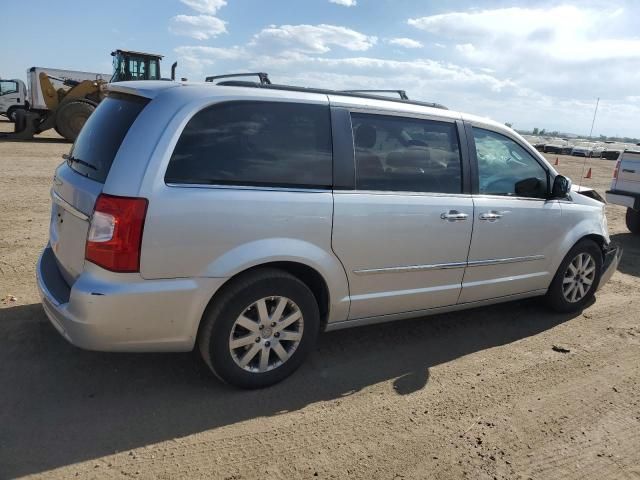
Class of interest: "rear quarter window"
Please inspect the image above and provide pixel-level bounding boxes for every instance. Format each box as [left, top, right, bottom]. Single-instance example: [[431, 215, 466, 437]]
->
[[165, 101, 333, 188], [67, 93, 149, 183]]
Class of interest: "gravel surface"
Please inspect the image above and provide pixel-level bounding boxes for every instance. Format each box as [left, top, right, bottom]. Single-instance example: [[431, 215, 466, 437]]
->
[[1, 120, 639, 480]]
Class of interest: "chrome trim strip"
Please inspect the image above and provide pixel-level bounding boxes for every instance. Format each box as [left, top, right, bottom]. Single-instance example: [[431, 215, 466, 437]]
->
[[354, 261, 467, 276], [353, 255, 544, 275], [466, 255, 545, 267], [165, 183, 331, 193], [51, 190, 90, 221], [325, 289, 548, 331]]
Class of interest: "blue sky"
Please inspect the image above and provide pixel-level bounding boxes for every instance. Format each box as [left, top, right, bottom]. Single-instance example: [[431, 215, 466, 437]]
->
[[4, 0, 640, 137]]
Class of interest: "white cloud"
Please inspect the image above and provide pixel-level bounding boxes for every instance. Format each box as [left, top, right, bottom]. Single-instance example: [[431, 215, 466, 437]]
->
[[409, 6, 640, 63], [454, 43, 475, 56], [329, 0, 357, 6], [250, 24, 376, 54], [169, 14, 227, 40], [179, 0, 226, 14], [408, 5, 640, 102], [388, 37, 423, 49], [172, 6, 640, 137], [174, 45, 244, 74]]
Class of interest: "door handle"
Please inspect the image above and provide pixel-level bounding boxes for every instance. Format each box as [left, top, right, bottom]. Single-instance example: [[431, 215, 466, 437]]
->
[[479, 211, 503, 221], [440, 210, 469, 222]]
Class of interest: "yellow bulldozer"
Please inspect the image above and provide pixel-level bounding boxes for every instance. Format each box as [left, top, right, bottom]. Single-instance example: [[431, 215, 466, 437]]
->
[[5, 50, 177, 141]]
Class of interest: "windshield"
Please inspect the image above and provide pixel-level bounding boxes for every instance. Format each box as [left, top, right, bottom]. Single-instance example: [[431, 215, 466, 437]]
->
[[0, 80, 18, 95], [67, 93, 149, 182]]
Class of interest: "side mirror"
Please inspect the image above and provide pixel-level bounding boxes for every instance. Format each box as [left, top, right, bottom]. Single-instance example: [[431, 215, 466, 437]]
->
[[551, 175, 571, 199]]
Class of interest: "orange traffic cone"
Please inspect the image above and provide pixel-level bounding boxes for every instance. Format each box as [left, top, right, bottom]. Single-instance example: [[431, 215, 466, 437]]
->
[[584, 168, 592, 179], [554, 157, 559, 166]]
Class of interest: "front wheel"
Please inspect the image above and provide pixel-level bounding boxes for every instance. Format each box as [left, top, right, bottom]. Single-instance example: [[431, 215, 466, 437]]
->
[[54, 100, 95, 141], [626, 208, 640, 234], [6, 106, 24, 123], [546, 240, 603, 313], [198, 269, 320, 389]]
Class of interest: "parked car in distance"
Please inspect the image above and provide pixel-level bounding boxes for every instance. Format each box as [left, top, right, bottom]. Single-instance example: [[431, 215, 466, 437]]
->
[[602, 143, 627, 160], [571, 142, 594, 157], [543, 139, 569, 154], [533, 138, 547, 152], [591, 143, 605, 158], [607, 151, 640, 233], [37, 78, 621, 388]]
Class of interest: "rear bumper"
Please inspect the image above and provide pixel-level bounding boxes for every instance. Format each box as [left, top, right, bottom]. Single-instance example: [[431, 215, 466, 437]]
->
[[605, 190, 640, 210], [36, 245, 225, 352], [599, 243, 622, 289]]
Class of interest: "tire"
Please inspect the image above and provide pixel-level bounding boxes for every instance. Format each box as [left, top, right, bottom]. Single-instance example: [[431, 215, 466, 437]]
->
[[546, 239, 603, 313], [6, 106, 23, 123], [54, 100, 95, 141], [198, 268, 320, 389], [626, 208, 640, 234]]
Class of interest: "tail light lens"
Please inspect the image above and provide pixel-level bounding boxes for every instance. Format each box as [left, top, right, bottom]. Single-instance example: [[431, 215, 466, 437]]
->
[[86, 194, 148, 272], [613, 160, 621, 179]]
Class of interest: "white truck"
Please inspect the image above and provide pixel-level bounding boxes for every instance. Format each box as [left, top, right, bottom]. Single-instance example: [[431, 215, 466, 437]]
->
[[1, 67, 110, 141], [606, 151, 640, 233], [0, 78, 27, 121], [2, 68, 109, 122]]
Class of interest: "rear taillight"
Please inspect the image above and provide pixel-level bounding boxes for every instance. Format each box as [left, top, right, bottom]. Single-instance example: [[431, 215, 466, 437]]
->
[[85, 194, 148, 272], [613, 160, 621, 179]]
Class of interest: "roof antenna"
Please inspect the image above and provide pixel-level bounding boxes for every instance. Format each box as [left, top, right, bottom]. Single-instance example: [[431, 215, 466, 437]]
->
[[579, 97, 599, 189]]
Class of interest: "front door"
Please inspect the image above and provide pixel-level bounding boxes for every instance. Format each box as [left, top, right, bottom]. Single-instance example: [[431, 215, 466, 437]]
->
[[459, 125, 562, 303], [332, 111, 474, 319]]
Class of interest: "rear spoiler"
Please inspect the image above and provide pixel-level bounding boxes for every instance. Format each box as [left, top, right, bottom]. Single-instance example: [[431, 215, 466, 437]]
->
[[104, 82, 180, 99]]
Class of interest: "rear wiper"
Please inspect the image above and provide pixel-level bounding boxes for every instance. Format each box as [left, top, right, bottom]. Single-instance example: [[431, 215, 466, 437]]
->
[[62, 153, 97, 171]]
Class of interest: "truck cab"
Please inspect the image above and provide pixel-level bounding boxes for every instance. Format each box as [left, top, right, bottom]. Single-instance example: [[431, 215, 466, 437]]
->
[[110, 50, 164, 82], [0, 78, 27, 122], [607, 150, 640, 233]]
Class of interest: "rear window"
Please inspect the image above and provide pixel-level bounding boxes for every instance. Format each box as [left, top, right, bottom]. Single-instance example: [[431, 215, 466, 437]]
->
[[67, 93, 149, 183], [165, 101, 332, 188]]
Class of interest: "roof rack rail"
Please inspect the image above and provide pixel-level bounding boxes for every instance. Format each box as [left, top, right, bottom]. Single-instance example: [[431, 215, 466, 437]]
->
[[205, 72, 271, 85], [203, 72, 448, 110], [340, 89, 409, 100]]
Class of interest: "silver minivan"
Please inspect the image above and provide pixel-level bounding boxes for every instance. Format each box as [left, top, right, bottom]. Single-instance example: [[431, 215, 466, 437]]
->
[[37, 78, 621, 388]]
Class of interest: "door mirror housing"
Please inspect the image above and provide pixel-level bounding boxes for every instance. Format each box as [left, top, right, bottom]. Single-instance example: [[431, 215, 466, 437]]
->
[[551, 175, 571, 199]]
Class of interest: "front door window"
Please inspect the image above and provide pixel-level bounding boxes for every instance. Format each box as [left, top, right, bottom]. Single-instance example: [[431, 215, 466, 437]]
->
[[473, 128, 549, 199]]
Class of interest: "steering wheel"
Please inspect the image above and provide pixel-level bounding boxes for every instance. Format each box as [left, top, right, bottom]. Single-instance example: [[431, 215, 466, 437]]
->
[[506, 156, 527, 168], [481, 174, 515, 195]]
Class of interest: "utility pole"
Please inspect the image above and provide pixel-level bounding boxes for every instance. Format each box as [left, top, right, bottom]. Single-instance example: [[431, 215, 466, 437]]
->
[[589, 97, 600, 139]]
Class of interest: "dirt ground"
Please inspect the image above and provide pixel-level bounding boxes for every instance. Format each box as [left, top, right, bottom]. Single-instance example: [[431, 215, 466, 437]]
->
[[1, 119, 639, 480]]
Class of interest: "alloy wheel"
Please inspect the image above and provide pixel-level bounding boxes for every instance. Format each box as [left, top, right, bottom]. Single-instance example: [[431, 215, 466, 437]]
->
[[562, 252, 596, 303], [229, 296, 304, 373]]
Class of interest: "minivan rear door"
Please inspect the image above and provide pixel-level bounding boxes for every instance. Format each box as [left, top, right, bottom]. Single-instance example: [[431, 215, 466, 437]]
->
[[49, 94, 149, 285], [330, 106, 474, 319]]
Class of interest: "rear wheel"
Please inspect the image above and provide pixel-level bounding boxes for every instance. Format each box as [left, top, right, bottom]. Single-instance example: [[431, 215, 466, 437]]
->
[[6, 106, 24, 123], [546, 240, 602, 313], [626, 208, 640, 234], [198, 268, 320, 389], [54, 100, 95, 141]]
